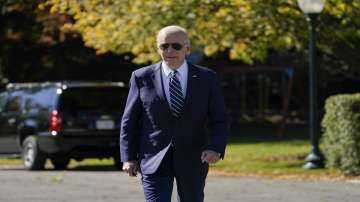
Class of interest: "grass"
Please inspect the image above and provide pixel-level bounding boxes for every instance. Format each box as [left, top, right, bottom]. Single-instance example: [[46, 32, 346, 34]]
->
[[0, 126, 352, 180], [0, 156, 115, 169], [210, 136, 342, 179], [0, 156, 22, 165]]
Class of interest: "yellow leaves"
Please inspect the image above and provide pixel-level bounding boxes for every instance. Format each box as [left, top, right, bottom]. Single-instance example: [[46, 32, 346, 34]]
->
[[131, 44, 145, 55], [85, 13, 100, 24], [264, 24, 275, 37], [229, 0, 248, 8], [42, 0, 285, 64], [277, 5, 292, 14], [325, 1, 352, 19], [144, 37, 157, 52], [282, 36, 294, 47], [220, 38, 232, 48], [215, 7, 231, 18], [204, 45, 219, 56], [60, 23, 74, 32], [42, 0, 71, 14], [49, 3, 60, 14], [232, 42, 246, 53], [272, 35, 295, 50], [337, 2, 347, 12], [133, 52, 160, 64], [37, 2, 47, 11], [42, 0, 359, 66], [229, 41, 252, 64], [229, 0, 251, 16]]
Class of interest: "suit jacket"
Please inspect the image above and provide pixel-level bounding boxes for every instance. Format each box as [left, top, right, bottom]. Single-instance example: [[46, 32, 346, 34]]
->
[[120, 61, 229, 175]]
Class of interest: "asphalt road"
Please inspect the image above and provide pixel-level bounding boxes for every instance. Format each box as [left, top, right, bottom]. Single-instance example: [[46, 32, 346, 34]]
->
[[1, 166, 360, 202]]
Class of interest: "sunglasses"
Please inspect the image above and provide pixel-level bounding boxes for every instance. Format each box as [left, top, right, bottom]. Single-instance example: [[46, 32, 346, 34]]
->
[[159, 43, 183, 51]]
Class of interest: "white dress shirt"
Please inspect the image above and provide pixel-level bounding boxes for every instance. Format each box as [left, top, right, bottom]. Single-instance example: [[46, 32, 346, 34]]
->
[[161, 60, 188, 106]]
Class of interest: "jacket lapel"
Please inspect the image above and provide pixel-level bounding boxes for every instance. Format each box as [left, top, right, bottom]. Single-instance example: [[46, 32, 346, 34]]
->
[[152, 62, 165, 102], [182, 62, 199, 116], [151, 62, 172, 114]]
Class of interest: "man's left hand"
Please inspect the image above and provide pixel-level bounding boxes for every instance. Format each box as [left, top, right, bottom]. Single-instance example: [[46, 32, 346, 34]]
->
[[201, 150, 221, 164]]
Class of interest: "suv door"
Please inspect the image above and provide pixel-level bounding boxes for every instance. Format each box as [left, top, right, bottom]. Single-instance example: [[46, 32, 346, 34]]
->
[[0, 92, 23, 154], [0, 91, 12, 153]]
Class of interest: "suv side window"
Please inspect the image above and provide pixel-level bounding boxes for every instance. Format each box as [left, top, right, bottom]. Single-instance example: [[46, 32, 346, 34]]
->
[[24, 98, 38, 113], [0, 92, 8, 113], [31, 87, 57, 110], [3, 94, 23, 113], [22, 87, 57, 114]]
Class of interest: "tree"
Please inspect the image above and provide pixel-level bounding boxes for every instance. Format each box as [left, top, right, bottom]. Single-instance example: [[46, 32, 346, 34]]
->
[[0, 0, 136, 84], [0, 0, 70, 83], [43, 0, 359, 75]]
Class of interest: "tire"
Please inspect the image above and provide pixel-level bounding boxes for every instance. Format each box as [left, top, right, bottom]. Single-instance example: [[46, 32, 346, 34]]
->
[[50, 157, 70, 170], [113, 153, 123, 170], [22, 136, 46, 170]]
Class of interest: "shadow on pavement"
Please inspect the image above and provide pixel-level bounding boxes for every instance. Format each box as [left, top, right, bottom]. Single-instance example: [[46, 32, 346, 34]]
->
[[68, 165, 121, 172]]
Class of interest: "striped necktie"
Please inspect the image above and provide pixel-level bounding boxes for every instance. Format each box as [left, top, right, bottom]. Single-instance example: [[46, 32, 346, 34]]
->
[[169, 71, 184, 117]]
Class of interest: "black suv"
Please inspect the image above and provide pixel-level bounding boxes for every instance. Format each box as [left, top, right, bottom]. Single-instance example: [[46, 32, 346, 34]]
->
[[0, 81, 128, 170]]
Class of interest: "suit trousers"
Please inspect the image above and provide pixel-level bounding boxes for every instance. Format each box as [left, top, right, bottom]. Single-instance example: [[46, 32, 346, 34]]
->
[[141, 146, 208, 202]]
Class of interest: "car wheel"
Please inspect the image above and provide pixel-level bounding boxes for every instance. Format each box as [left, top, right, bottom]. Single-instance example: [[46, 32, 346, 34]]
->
[[22, 136, 46, 170], [50, 157, 70, 170], [113, 153, 123, 170]]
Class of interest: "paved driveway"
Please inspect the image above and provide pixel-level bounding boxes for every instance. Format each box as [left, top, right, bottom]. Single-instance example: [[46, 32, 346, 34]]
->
[[0, 167, 360, 202]]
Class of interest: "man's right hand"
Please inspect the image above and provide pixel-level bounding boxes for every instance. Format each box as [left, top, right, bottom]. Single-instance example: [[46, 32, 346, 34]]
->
[[122, 161, 139, 177]]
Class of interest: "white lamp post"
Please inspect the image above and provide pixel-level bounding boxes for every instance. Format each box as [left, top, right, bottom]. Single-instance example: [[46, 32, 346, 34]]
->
[[297, 0, 325, 169], [298, 0, 325, 14]]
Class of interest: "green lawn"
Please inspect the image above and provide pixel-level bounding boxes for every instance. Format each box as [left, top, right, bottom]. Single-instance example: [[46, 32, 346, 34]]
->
[[0, 135, 343, 179], [0, 157, 22, 165], [210, 136, 341, 178]]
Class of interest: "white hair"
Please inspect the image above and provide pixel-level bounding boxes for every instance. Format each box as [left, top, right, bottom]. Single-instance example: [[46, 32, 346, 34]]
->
[[156, 25, 190, 46]]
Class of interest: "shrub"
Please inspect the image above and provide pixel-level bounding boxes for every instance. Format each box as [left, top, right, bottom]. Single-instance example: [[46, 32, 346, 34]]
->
[[322, 93, 360, 175]]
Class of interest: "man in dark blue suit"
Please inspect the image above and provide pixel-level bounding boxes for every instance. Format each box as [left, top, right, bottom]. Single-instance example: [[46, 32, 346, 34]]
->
[[120, 25, 229, 202]]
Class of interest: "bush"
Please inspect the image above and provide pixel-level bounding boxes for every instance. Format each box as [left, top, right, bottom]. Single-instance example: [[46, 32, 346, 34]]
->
[[322, 93, 360, 175]]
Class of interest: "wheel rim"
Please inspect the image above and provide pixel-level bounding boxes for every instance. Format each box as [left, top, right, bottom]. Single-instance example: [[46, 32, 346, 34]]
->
[[24, 144, 34, 168]]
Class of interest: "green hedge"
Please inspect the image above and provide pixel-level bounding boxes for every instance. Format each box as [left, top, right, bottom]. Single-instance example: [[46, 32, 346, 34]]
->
[[322, 93, 360, 175]]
